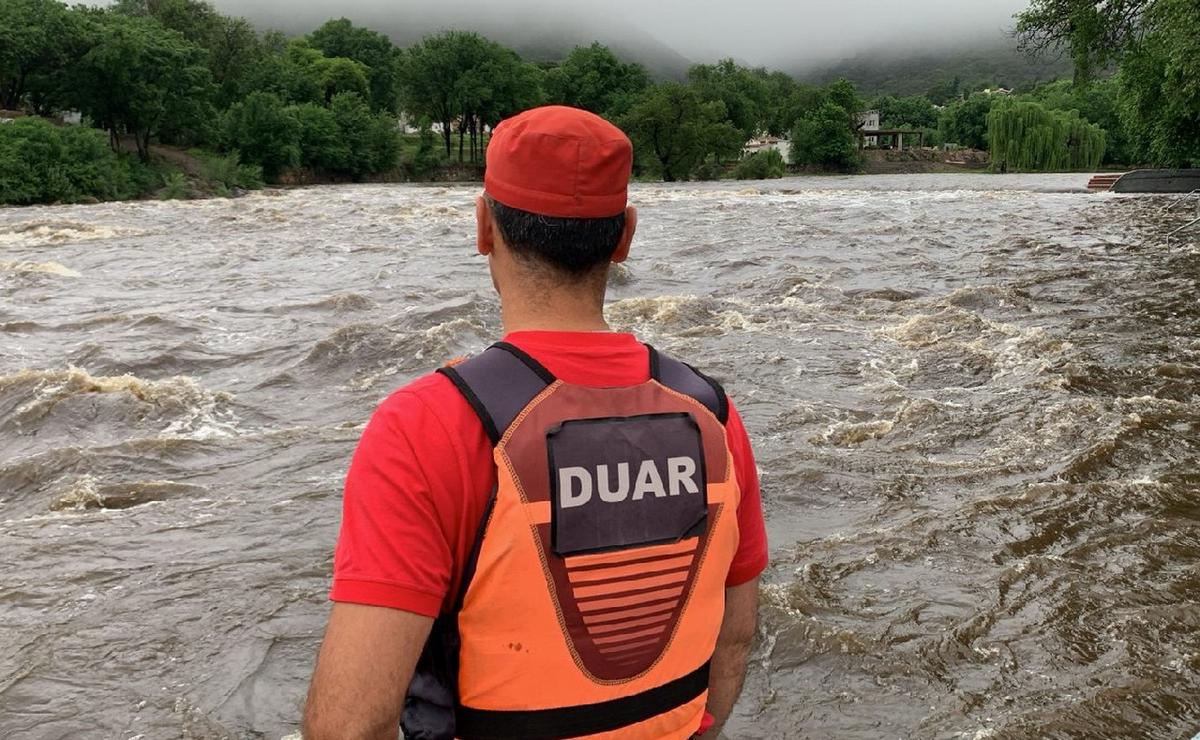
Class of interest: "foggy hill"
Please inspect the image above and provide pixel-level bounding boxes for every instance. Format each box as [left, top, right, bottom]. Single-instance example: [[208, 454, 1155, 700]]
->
[[797, 40, 1075, 98], [211, 1, 694, 79], [208, 1, 1062, 95]]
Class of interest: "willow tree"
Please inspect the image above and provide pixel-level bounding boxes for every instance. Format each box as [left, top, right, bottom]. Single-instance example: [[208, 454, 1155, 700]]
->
[[988, 99, 1106, 172]]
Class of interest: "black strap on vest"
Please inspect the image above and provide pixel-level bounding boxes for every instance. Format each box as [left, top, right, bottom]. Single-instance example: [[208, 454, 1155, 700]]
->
[[401, 484, 500, 740], [405, 344, 554, 740], [438, 342, 556, 445], [456, 661, 711, 740], [647, 344, 729, 424], [441, 342, 729, 448]]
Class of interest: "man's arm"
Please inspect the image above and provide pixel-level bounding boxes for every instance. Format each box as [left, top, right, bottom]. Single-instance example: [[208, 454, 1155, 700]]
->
[[303, 603, 434, 740], [705, 577, 760, 737]]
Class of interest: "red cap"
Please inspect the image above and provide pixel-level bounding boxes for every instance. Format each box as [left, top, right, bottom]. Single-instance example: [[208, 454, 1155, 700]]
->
[[485, 106, 633, 218]]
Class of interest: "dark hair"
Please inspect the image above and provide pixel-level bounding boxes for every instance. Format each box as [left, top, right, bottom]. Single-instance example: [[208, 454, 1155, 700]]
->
[[488, 197, 626, 277]]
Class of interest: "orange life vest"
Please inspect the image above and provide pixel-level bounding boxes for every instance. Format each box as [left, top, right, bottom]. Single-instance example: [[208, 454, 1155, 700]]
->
[[403, 342, 741, 740]]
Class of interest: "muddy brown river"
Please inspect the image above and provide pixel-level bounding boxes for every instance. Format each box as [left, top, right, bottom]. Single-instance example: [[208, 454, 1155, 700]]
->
[[1, 175, 1198, 739]]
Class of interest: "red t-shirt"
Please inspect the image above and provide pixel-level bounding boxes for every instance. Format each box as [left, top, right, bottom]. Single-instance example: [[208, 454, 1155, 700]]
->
[[330, 330, 768, 618]]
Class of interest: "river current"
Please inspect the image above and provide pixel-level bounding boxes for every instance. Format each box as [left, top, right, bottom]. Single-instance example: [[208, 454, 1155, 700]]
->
[[1, 175, 1197, 739]]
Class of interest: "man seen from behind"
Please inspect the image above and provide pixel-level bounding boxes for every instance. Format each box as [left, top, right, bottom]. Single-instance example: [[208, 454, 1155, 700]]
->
[[304, 105, 768, 740]]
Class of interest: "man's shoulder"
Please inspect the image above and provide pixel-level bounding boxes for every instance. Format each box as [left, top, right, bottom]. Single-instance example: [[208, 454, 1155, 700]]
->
[[371, 367, 476, 433]]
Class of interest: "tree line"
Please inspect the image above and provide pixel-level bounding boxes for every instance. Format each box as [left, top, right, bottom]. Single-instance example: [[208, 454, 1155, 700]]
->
[[2, 0, 1195, 205], [1016, 0, 1199, 168], [0, 0, 872, 201]]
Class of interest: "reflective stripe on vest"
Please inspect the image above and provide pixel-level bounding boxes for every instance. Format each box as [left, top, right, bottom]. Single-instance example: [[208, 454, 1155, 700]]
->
[[404, 343, 740, 740]]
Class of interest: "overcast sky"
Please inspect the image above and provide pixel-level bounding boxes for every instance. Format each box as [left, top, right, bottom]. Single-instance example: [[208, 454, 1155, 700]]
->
[[596, 0, 1030, 63], [205, 0, 1032, 66]]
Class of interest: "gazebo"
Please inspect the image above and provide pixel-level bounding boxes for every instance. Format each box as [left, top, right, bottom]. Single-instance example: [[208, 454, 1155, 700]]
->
[[857, 129, 925, 150]]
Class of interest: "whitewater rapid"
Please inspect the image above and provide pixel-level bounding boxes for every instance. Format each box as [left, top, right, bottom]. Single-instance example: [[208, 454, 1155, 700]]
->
[[1, 175, 1197, 739]]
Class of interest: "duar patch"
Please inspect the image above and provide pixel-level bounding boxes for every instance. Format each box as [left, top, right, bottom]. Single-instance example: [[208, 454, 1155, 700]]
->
[[547, 412, 708, 557]]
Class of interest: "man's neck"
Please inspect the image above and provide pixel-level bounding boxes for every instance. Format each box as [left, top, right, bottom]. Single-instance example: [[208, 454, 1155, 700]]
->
[[500, 290, 611, 334]]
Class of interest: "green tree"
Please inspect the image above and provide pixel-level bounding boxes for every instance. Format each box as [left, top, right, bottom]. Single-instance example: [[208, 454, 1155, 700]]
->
[[938, 93, 996, 150], [873, 94, 939, 130], [222, 91, 300, 177], [400, 31, 475, 158], [1016, 0, 1197, 166], [1116, 0, 1200, 167], [766, 80, 827, 139], [1024, 77, 1131, 164], [112, 0, 220, 40], [790, 101, 859, 170], [988, 98, 1106, 171], [466, 50, 543, 162], [543, 43, 649, 118], [823, 79, 862, 124], [0, 0, 80, 109], [113, 0, 262, 108], [290, 101, 346, 172], [620, 83, 734, 182], [704, 111, 746, 166], [329, 91, 399, 176], [309, 18, 402, 113], [245, 39, 329, 106], [319, 56, 370, 105], [206, 16, 263, 107], [687, 59, 768, 140], [67, 11, 214, 161], [401, 31, 542, 163], [409, 117, 446, 179], [754, 70, 809, 137]]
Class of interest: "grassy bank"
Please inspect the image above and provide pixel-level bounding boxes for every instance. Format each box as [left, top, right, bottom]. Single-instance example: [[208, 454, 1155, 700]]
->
[[0, 120, 488, 206]]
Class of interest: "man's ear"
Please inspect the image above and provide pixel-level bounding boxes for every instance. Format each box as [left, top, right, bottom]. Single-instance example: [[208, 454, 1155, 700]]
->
[[476, 196, 494, 256], [611, 205, 637, 264]]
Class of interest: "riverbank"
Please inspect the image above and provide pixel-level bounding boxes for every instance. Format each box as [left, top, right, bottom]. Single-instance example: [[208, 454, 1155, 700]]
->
[[2, 134, 1096, 209], [859, 147, 991, 174]]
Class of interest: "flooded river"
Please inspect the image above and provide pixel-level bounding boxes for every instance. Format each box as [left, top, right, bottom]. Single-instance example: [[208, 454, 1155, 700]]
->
[[1, 175, 1198, 739]]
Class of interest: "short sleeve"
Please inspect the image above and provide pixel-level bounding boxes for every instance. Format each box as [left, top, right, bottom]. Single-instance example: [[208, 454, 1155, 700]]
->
[[330, 381, 478, 618], [724, 399, 768, 586]]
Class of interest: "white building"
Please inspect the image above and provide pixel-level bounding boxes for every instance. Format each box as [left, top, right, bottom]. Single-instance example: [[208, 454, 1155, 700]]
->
[[856, 110, 880, 147], [742, 135, 791, 162]]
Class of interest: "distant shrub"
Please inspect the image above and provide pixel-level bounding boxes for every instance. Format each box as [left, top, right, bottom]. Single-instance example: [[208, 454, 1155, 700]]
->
[[198, 151, 237, 186], [407, 118, 445, 179], [693, 159, 723, 181], [0, 118, 146, 205], [160, 171, 188, 199], [734, 149, 786, 180], [198, 151, 264, 191], [236, 163, 264, 189]]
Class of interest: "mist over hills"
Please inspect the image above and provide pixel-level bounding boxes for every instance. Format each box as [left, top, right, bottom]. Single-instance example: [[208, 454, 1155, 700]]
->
[[211, 0, 1067, 96], [210, 1, 694, 79], [798, 42, 1076, 98]]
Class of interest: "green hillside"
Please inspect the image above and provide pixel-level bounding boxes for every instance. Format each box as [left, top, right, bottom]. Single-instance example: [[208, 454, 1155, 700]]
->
[[798, 42, 1076, 100]]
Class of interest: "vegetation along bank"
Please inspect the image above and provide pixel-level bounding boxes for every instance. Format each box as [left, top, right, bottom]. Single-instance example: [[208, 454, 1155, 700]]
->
[[1, 0, 1197, 206]]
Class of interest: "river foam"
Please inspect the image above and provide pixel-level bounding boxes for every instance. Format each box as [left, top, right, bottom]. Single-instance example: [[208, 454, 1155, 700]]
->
[[1, 179, 1197, 740]]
